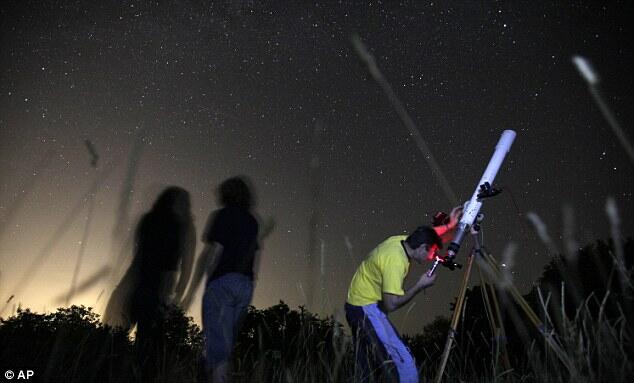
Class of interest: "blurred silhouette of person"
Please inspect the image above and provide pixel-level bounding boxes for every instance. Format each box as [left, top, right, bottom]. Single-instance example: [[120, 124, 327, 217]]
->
[[104, 186, 195, 374], [183, 176, 272, 383]]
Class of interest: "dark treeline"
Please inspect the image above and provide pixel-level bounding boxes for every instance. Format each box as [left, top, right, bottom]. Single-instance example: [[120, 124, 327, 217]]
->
[[0, 238, 632, 382]]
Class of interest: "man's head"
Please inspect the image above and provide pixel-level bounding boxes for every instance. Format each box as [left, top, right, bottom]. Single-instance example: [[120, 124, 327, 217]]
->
[[405, 226, 442, 264]]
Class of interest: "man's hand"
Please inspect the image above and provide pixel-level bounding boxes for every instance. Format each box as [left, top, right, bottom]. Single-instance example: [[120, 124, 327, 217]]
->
[[416, 272, 437, 290], [381, 273, 438, 313], [435, 206, 463, 237], [448, 206, 463, 228]]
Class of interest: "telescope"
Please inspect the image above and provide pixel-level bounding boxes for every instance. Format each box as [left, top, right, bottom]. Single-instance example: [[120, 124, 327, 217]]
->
[[428, 130, 517, 276]]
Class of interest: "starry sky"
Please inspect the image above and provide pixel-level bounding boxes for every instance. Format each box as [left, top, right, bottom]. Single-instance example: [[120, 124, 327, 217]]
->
[[0, 1, 632, 334]]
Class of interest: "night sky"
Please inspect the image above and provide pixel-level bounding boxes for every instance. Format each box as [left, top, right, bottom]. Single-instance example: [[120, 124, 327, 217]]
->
[[0, 1, 632, 335]]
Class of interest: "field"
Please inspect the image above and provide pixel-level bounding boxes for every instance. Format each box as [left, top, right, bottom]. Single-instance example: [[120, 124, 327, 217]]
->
[[1, 238, 632, 382]]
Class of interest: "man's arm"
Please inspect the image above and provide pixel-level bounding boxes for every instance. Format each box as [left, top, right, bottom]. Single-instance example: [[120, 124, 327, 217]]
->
[[434, 206, 463, 237], [173, 228, 196, 303], [381, 273, 436, 313], [181, 242, 223, 310]]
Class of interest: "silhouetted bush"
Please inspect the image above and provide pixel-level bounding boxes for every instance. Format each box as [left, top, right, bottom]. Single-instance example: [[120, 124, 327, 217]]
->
[[233, 301, 351, 382], [403, 316, 451, 378], [0, 305, 130, 382], [0, 304, 201, 383]]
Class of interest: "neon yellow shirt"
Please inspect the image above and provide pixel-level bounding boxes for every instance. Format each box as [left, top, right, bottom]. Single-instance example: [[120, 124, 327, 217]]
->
[[346, 235, 410, 306]]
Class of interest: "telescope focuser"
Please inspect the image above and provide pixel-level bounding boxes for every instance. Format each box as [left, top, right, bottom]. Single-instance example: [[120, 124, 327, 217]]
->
[[438, 255, 462, 271], [427, 253, 462, 276]]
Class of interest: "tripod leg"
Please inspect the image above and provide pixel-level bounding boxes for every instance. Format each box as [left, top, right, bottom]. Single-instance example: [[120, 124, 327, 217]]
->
[[480, 249, 575, 375], [434, 252, 476, 383]]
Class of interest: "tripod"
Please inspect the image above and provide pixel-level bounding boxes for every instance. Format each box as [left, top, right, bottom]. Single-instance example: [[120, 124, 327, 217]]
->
[[433, 222, 574, 383]]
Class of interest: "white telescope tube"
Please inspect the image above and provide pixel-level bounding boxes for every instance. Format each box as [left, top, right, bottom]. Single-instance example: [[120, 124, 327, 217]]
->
[[428, 130, 516, 276], [450, 129, 516, 255]]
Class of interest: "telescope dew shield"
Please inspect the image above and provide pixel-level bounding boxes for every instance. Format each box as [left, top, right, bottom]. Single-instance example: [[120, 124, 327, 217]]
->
[[448, 129, 516, 258]]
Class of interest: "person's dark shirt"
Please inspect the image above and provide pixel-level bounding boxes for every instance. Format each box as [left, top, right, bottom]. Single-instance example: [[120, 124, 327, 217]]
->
[[135, 211, 192, 290], [204, 206, 259, 281]]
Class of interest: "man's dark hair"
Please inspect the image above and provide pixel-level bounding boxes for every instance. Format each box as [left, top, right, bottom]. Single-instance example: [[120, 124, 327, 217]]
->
[[405, 226, 442, 249], [218, 176, 253, 210]]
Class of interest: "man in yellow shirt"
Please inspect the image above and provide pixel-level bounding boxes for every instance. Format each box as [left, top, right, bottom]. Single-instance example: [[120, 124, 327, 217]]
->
[[345, 208, 460, 382]]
